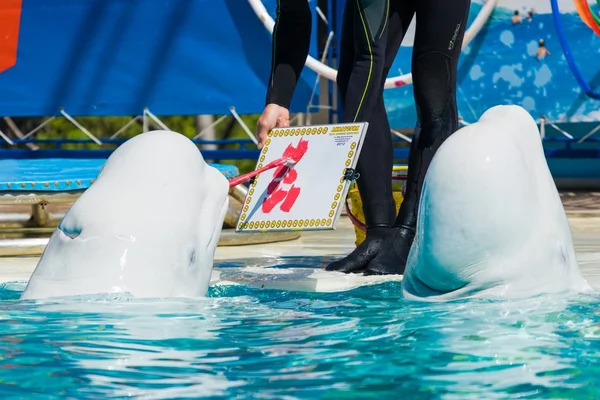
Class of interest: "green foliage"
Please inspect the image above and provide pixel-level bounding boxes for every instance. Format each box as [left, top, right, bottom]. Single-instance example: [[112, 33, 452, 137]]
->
[[33, 114, 261, 173], [21, 113, 411, 176]]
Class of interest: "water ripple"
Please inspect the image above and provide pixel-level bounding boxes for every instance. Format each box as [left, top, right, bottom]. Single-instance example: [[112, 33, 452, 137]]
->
[[0, 277, 599, 398]]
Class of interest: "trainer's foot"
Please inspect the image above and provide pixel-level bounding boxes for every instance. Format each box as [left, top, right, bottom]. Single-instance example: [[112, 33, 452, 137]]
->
[[363, 226, 415, 276], [325, 227, 395, 274]]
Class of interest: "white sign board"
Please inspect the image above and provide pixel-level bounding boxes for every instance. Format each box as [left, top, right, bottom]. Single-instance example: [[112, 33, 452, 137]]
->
[[236, 122, 368, 232]]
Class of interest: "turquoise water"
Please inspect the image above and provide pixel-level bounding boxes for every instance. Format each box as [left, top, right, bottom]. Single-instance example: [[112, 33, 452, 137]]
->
[[1, 257, 600, 399]]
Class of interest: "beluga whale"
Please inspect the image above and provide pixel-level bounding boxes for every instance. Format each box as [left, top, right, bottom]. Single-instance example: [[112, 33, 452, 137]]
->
[[21, 130, 230, 300], [402, 105, 591, 301]]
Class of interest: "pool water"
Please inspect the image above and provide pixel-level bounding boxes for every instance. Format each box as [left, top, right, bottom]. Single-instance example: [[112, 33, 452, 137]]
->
[[1, 258, 600, 399]]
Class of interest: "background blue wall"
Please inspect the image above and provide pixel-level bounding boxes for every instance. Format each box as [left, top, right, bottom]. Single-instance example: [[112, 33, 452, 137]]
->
[[381, 0, 600, 128], [1, 0, 598, 127], [0, 0, 319, 117]]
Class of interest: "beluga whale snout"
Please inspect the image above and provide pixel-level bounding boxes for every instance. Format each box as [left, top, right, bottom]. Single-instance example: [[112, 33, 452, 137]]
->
[[21, 130, 230, 300], [402, 105, 591, 301]]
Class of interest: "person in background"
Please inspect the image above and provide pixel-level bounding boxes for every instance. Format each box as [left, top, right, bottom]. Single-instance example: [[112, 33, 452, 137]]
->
[[257, 0, 471, 276], [526, 8, 535, 21], [536, 39, 550, 60], [512, 10, 522, 24]]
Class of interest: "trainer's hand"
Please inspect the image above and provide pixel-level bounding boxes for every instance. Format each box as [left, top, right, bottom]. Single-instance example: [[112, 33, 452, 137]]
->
[[256, 103, 290, 149]]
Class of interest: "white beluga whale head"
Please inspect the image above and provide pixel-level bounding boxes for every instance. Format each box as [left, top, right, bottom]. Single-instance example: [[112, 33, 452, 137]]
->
[[21, 130, 230, 300], [402, 105, 591, 301]]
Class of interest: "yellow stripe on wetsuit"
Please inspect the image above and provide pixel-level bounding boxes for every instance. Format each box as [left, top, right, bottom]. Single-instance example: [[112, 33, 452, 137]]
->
[[353, 0, 389, 123]]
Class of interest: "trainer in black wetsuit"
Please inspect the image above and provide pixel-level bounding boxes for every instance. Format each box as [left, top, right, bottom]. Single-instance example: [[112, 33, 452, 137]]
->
[[263, 0, 471, 276], [264, 0, 312, 110]]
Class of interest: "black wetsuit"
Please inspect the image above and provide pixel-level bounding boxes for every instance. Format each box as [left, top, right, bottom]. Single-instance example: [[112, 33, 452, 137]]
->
[[265, 0, 312, 109], [266, 0, 471, 275]]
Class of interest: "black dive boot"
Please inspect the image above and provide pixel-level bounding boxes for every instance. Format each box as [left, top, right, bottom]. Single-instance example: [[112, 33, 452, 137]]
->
[[325, 225, 396, 273], [362, 152, 421, 276], [326, 159, 396, 274], [363, 225, 415, 275], [364, 119, 455, 276]]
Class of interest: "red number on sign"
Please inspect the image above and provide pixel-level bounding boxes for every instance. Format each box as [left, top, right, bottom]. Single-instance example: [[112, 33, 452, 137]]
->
[[262, 138, 309, 214]]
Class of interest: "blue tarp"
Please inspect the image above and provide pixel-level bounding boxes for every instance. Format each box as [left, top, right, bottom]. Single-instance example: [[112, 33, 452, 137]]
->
[[0, 159, 239, 192], [0, 0, 319, 117]]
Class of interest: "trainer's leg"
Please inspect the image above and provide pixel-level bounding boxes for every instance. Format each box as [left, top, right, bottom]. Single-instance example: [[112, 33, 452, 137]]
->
[[356, 1, 414, 231], [340, 0, 389, 124], [326, 0, 414, 273], [364, 0, 471, 275], [335, 0, 355, 105]]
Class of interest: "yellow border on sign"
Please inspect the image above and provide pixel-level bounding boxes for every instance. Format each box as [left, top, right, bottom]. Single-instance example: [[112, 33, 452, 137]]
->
[[238, 127, 366, 232]]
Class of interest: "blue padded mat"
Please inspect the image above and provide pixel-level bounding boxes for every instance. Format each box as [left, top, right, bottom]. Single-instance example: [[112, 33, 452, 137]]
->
[[0, 159, 239, 192]]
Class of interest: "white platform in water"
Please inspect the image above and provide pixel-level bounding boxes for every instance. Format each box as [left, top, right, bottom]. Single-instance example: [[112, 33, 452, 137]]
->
[[0, 262, 401, 294], [1, 216, 599, 293], [211, 267, 401, 292]]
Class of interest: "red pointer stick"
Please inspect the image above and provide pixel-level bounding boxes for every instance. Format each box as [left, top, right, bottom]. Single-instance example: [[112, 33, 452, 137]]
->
[[228, 157, 291, 188]]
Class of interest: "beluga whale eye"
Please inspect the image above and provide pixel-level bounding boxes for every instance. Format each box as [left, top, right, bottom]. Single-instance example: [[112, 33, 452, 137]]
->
[[189, 250, 196, 265], [58, 223, 81, 239]]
